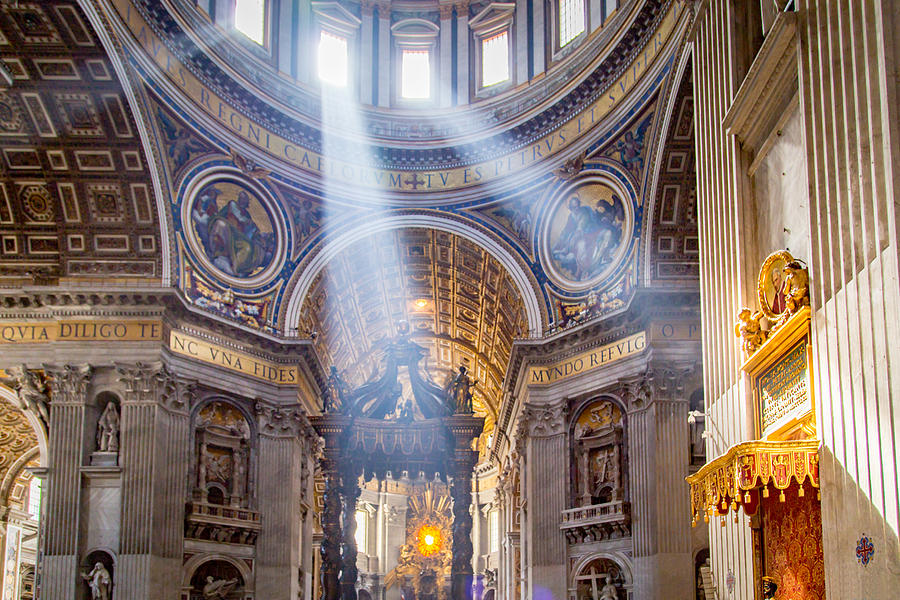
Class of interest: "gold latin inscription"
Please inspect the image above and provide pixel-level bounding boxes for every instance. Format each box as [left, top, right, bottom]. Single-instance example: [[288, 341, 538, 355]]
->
[[111, 0, 680, 192], [529, 331, 646, 385], [758, 340, 809, 431], [0, 320, 162, 343], [169, 330, 298, 385]]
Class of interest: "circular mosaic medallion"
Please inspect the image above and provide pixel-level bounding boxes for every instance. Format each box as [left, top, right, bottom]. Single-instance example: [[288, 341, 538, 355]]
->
[[20, 185, 54, 222], [182, 170, 286, 289], [540, 175, 634, 291], [0, 92, 23, 133]]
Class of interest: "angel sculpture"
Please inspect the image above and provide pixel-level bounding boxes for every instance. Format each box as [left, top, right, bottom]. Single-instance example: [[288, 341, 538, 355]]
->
[[444, 366, 475, 414], [96, 401, 120, 452], [322, 366, 349, 413], [203, 576, 240, 600], [0, 365, 50, 427], [781, 261, 810, 316], [734, 308, 767, 355]]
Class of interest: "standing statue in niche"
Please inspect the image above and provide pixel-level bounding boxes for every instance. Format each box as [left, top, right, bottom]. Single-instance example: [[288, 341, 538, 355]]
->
[[81, 562, 112, 600], [599, 575, 619, 600], [444, 365, 475, 414], [203, 576, 240, 599], [97, 401, 120, 452]]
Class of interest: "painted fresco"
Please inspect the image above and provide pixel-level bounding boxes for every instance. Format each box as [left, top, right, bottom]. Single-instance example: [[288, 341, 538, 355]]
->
[[545, 181, 628, 287], [189, 179, 276, 279]]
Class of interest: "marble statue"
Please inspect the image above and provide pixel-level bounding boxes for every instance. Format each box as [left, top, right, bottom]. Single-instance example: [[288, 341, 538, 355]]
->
[[445, 365, 475, 414], [0, 365, 50, 427], [203, 576, 239, 599], [599, 576, 618, 600], [97, 401, 120, 452], [81, 562, 112, 600]]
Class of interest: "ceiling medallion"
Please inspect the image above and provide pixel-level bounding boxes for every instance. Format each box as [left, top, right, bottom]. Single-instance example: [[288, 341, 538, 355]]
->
[[181, 169, 287, 290], [540, 173, 635, 292], [0, 92, 23, 133], [20, 185, 54, 222]]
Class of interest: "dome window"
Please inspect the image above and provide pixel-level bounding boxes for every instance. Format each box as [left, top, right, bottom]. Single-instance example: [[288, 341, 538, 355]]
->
[[233, 0, 267, 45], [392, 18, 439, 104], [470, 3, 515, 96], [558, 0, 586, 48], [318, 30, 349, 87]]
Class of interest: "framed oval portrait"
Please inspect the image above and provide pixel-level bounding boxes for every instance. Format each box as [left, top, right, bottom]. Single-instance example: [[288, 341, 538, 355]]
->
[[182, 169, 287, 289], [757, 250, 794, 320], [540, 174, 634, 291]]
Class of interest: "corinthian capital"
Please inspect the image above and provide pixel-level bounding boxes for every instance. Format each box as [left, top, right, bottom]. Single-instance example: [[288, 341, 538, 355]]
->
[[44, 364, 93, 404], [255, 401, 311, 438], [116, 362, 164, 404], [520, 399, 567, 438]]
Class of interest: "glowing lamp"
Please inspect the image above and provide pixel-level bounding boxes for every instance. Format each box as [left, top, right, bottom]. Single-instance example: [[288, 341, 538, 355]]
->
[[416, 524, 442, 557]]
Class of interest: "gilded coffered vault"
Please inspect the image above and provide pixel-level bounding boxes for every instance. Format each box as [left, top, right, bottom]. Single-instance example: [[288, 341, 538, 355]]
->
[[0, 0, 162, 283]]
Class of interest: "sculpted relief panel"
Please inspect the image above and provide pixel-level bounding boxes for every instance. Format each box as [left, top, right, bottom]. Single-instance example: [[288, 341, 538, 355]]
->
[[572, 400, 625, 507]]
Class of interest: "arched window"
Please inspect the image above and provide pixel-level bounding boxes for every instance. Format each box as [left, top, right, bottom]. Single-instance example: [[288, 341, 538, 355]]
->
[[233, 0, 267, 45], [392, 19, 439, 103], [312, 2, 361, 89], [470, 3, 515, 95]]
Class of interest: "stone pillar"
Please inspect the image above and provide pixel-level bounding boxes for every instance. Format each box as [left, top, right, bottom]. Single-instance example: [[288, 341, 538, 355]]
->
[[514, 1, 528, 84], [255, 404, 309, 600], [320, 459, 342, 600], [439, 3, 454, 107], [455, 2, 470, 104], [376, 1, 391, 107], [519, 399, 567, 600], [625, 369, 693, 600], [340, 462, 361, 600], [41, 364, 92, 598], [450, 454, 476, 600], [115, 363, 164, 596], [360, 1, 376, 104]]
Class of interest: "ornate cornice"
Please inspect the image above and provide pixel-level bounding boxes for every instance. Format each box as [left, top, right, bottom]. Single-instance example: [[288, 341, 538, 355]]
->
[[519, 399, 567, 438], [255, 401, 317, 441]]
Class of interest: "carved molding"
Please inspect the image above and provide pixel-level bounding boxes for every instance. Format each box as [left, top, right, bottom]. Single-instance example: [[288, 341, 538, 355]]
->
[[255, 401, 314, 439], [519, 399, 567, 438], [44, 364, 93, 406], [116, 362, 164, 405]]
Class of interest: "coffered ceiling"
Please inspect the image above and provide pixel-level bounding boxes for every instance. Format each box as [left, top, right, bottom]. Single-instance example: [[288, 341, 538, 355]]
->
[[0, 0, 161, 284], [299, 227, 529, 426]]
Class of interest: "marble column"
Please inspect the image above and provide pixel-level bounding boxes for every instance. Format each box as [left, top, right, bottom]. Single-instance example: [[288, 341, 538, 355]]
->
[[519, 399, 567, 600], [115, 363, 164, 597], [625, 369, 693, 600], [255, 404, 309, 600], [41, 364, 92, 598]]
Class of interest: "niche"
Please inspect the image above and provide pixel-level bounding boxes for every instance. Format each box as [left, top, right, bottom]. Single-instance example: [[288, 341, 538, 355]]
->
[[572, 399, 625, 507], [193, 401, 251, 508]]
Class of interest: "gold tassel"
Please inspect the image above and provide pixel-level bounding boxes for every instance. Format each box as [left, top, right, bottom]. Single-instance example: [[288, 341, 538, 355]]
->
[[779, 490, 785, 502], [798, 485, 805, 497], [704, 513, 710, 523], [720, 516, 726, 527], [744, 492, 751, 503], [762, 486, 770, 498]]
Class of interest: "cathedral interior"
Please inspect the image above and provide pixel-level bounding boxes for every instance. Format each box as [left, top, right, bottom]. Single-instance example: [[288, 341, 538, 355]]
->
[[0, 1, 896, 599]]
